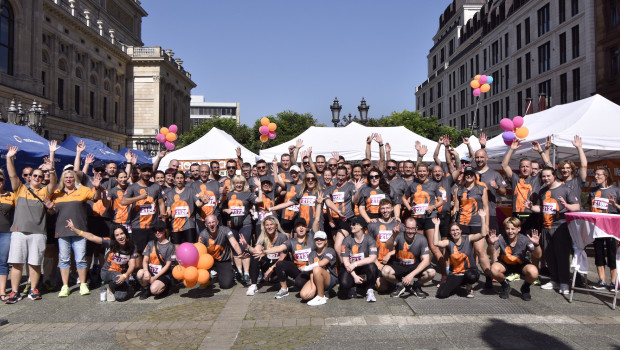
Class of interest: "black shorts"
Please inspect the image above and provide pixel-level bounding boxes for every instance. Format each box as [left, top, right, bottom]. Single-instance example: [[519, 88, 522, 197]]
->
[[389, 261, 432, 280], [437, 212, 451, 238], [131, 228, 155, 254], [414, 217, 435, 231], [171, 228, 196, 245], [333, 218, 352, 234], [514, 213, 540, 235], [497, 260, 530, 275], [489, 215, 500, 233], [156, 273, 172, 290], [459, 225, 482, 235]]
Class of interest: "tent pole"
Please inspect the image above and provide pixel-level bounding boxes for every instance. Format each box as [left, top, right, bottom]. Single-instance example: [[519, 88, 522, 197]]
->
[[552, 136, 557, 168]]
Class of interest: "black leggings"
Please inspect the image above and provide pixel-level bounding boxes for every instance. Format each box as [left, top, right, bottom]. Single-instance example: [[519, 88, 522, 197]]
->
[[213, 260, 236, 289], [593, 237, 618, 269], [275, 260, 302, 286], [436, 269, 480, 299], [543, 225, 571, 285], [294, 271, 313, 291], [339, 263, 378, 290], [249, 256, 279, 284]]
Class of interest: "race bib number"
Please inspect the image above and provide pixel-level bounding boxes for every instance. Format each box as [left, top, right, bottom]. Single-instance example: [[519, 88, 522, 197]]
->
[[369, 194, 385, 206], [288, 204, 300, 212], [378, 230, 392, 242], [294, 248, 311, 262], [140, 204, 155, 216], [300, 196, 316, 206], [542, 202, 557, 215], [349, 252, 364, 263], [148, 264, 162, 275], [266, 252, 280, 260], [413, 203, 428, 216], [111, 253, 130, 265], [399, 259, 415, 265], [439, 189, 447, 201], [230, 206, 245, 217], [198, 195, 216, 207], [593, 197, 609, 210], [258, 211, 273, 221], [332, 192, 345, 203], [174, 206, 190, 218]]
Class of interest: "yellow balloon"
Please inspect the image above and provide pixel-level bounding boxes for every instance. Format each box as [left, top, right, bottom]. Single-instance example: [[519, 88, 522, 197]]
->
[[470, 80, 480, 89], [480, 83, 491, 93]]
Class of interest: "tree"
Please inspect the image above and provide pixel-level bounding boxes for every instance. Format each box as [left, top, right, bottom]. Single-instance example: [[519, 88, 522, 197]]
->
[[366, 110, 471, 147], [178, 117, 254, 150], [250, 111, 323, 152]]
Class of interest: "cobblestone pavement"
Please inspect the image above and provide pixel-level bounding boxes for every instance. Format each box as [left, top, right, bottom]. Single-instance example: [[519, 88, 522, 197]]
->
[[0, 259, 618, 349]]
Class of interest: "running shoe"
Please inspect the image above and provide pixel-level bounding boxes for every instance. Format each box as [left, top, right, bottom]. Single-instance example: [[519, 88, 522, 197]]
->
[[5, 291, 22, 304], [505, 273, 521, 282], [42, 280, 55, 292], [608, 281, 619, 291], [347, 287, 358, 299], [499, 282, 511, 299], [139, 287, 152, 300], [540, 281, 559, 290], [411, 284, 428, 299], [210, 270, 218, 278], [22, 280, 31, 294], [484, 277, 493, 289], [242, 273, 250, 286], [28, 288, 42, 301], [466, 289, 475, 298], [532, 278, 541, 286], [391, 283, 406, 298], [366, 289, 376, 302], [593, 280, 608, 290], [274, 289, 289, 299], [558, 284, 570, 295], [79, 283, 90, 296], [246, 284, 258, 296], [58, 285, 70, 297], [520, 284, 531, 301], [307, 295, 327, 306]]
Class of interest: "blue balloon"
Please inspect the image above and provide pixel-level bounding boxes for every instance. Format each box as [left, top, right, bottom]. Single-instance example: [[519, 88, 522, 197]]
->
[[502, 131, 515, 142], [486, 76, 494, 84]]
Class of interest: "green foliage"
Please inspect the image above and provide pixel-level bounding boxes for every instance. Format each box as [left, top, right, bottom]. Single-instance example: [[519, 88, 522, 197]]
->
[[178, 117, 254, 150], [366, 110, 471, 147]]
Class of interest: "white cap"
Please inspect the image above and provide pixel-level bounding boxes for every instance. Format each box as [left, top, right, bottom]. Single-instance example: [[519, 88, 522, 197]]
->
[[314, 231, 327, 240], [289, 165, 301, 173]]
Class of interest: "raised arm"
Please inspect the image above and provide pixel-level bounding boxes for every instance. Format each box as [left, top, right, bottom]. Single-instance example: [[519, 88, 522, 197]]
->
[[152, 150, 166, 172], [47, 140, 59, 193], [236, 147, 243, 169], [415, 141, 428, 168], [292, 139, 303, 165], [365, 133, 374, 160], [433, 135, 445, 166], [385, 143, 391, 161], [65, 219, 103, 244], [313, 192, 324, 233], [74, 140, 86, 180], [375, 134, 386, 172], [531, 141, 551, 168], [5, 146, 21, 191], [572, 135, 588, 182], [432, 217, 450, 248], [501, 139, 521, 179]]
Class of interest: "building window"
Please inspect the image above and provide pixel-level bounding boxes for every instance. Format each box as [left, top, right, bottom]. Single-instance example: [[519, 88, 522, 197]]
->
[[74, 85, 80, 114], [460, 115, 465, 129], [525, 52, 531, 79], [538, 42, 551, 74], [505, 96, 510, 117], [611, 47, 620, 78], [440, 48, 445, 63], [517, 58, 523, 83], [611, 0, 619, 26], [492, 71, 500, 95], [538, 80, 551, 99], [483, 49, 487, 70], [537, 4, 550, 37], [89, 91, 95, 118], [470, 58, 474, 78], [57, 78, 64, 110], [517, 91, 523, 116], [459, 65, 465, 84], [559, 0, 566, 23], [42, 71, 46, 97], [433, 56, 437, 70], [571, 0, 579, 16], [573, 68, 580, 100], [525, 18, 531, 45], [460, 90, 466, 108], [103, 97, 107, 121], [114, 101, 119, 124], [475, 54, 479, 73], [437, 102, 442, 118], [422, 93, 426, 107], [505, 65, 510, 90], [449, 39, 454, 56], [560, 73, 568, 104], [571, 26, 580, 58], [505, 33, 509, 57], [491, 41, 499, 65], [516, 24, 522, 50], [559, 33, 567, 64], [0, 1, 14, 75], [437, 81, 442, 98], [430, 87, 434, 103]]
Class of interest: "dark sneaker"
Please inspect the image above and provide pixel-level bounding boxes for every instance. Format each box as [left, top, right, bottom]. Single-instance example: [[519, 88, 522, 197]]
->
[[484, 277, 494, 289], [5, 291, 22, 304], [28, 288, 42, 301], [139, 287, 152, 300], [499, 282, 511, 299], [411, 284, 428, 299], [593, 280, 607, 290], [390, 283, 406, 298], [347, 287, 358, 299], [520, 284, 531, 301]]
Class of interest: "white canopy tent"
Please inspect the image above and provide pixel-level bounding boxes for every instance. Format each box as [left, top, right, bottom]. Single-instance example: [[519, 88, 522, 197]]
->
[[454, 135, 481, 160], [484, 94, 620, 164], [258, 122, 444, 163], [157, 128, 259, 171]]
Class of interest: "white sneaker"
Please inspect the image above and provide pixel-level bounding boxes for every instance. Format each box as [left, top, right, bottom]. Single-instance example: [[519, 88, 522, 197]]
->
[[210, 270, 218, 278], [559, 284, 570, 295], [366, 289, 376, 302], [246, 284, 258, 296], [307, 295, 327, 306], [540, 281, 559, 290]]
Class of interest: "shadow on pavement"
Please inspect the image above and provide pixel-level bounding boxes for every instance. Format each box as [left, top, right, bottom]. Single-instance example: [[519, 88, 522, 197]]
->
[[481, 319, 573, 349]]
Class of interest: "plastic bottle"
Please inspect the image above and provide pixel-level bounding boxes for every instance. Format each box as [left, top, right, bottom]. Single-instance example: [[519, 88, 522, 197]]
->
[[100, 281, 107, 302]]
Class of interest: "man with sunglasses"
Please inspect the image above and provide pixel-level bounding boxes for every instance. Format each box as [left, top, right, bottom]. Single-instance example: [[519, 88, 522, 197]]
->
[[384, 160, 399, 184], [21, 167, 33, 185], [272, 162, 304, 232], [250, 159, 270, 192]]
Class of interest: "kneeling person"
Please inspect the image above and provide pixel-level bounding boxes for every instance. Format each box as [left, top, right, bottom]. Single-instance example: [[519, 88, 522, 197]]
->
[[136, 223, 175, 299]]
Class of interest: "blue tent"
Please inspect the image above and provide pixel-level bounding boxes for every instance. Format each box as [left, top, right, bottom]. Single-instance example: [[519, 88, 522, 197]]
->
[[0, 122, 76, 173], [61, 136, 126, 164], [118, 148, 153, 165]]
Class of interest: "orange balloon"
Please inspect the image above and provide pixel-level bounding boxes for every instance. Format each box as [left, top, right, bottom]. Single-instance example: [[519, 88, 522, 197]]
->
[[260, 134, 268, 143], [197, 253, 214, 270], [197, 269, 210, 284], [470, 80, 480, 89], [184, 266, 198, 283], [268, 123, 277, 132], [183, 279, 197, 288], [160, 127, 169, 135], [261, 117, 270, 126], [474, 75, 480, 80], [515, 126, 529, 139], [172, 265, 185, 280], [165, 133, 177, 142], [480, 83, 490, 93], [194, 242, 208, 255]]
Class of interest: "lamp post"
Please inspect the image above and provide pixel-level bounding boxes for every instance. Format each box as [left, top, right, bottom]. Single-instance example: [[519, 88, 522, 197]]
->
[[330, 97, 370, 127], [136, 137, 160, 156], [1, 99, 47, 135]]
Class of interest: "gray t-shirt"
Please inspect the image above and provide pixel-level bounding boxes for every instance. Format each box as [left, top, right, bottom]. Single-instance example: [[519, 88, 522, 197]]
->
[[447, 235, 476, 274], [494, 234, 536, 265], [101, 237, 138, 273], [284, 232, 316, 268], [199, 226, 235, 262], [309, 247, 338, 277], [477, 168, 507, 215], [393, 233, 430, 265], [125, 182, 163, 229], [143, 240, 176, 276], [341, 234, 377, 262], [226, 191, 257, 227]]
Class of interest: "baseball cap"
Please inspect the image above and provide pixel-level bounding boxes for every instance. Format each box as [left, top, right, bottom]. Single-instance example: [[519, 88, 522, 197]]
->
[[63, 164, 74, 171], [289, 165, 301, 173], [314, 231, 327, 240], [461, 156, 471, 163], [293, 218, 307, 228], [350, 216, 368, 228], [463, 166, 476, 175], [139, 164, 153, 172]]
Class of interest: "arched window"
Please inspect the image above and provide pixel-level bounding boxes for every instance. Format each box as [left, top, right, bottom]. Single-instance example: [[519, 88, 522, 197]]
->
[[0, 1, 14, 75]]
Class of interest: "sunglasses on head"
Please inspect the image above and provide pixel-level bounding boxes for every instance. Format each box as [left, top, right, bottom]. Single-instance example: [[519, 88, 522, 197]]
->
[[42, 170, 50, 173]]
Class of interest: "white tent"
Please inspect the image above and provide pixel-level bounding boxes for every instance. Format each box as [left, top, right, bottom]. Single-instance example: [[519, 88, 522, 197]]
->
[[454, 135, 481, 160], [157, 128, 259, 171], [258, 122, 444, 162], [484, 94, 620, 164]]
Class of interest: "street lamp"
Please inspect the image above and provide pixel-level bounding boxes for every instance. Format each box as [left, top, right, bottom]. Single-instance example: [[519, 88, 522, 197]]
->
[[330, 97, 341, 127], [358, 97, 369, 125], [2, 99, 47, 135], [329, 97, 370, 127]]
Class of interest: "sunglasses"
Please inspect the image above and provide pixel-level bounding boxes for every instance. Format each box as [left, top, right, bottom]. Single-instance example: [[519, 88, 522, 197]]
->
[[42, 170, 50, 174], [227, 166, 237, 170], [256, 166, 266, 170], [386, 166, 397, 170], [303, 162, 310, 165], [362, 163, 371, 167], [0, 178, 4, 181], [31, 174, 44, 179], [154, 228, 166, 232], [314, 238, 326, 241], [369, 175, 380, 180], [23, 173, 31, 177], [306, 177, 316, 182], [328, 164, 337, 167]]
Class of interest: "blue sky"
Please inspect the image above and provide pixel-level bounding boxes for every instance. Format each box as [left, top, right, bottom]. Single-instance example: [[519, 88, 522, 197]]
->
[[142, 1, 453, 126]]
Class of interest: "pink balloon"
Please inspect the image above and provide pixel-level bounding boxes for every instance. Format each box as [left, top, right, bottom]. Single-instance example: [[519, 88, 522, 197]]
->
[[156, 134, 166, 143], [268, 131, 276, 140], [512, 116, 524, 128], [168, 124, 178, 133], [472, 88, 481, 97], [259, 126, 269, 135], [478, 75, 488, 84], [164, 141, 175, 151], [500, 118, 514, 132], [176, 242, 199, 267], [504, 139, 513, 146]]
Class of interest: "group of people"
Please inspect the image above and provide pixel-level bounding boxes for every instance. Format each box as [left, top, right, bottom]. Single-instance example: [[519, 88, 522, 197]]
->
[[0, 131, 616, 307]]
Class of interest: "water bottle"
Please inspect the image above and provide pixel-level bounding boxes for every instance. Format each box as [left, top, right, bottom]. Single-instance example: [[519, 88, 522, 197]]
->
[[99, 281, 107, 302]]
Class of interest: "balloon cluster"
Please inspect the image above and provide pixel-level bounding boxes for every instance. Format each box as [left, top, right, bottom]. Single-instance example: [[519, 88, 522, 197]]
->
[[470, 74, 494, 96], [172, 242, 214, 288], [258, 117, 277, 143], [500, 116, 529, 146], [156, 124, 178, 151]]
